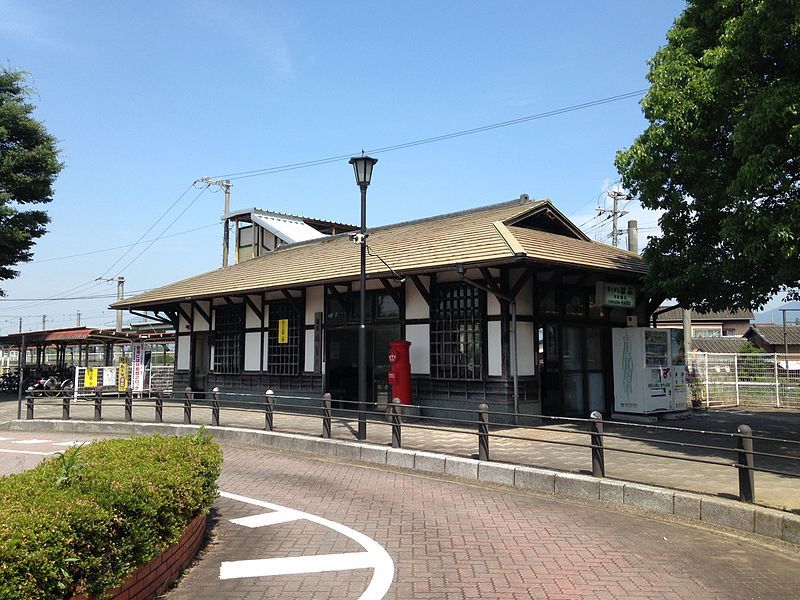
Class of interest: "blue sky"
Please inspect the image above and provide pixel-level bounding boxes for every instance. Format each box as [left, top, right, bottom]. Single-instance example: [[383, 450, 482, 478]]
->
[[0, 0, 721, 333]]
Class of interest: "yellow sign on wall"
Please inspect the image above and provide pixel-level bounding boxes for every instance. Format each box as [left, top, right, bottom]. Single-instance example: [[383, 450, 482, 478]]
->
[[278, 319, 289, 344], [118, 358, 129, 392], [84, 368, 98, 388]]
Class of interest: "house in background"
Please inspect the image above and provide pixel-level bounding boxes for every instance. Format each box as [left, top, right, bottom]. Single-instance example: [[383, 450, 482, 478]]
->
[[654, 307, 753, 338], [113, 196, 652, 419], [744, 325, 800, 354]]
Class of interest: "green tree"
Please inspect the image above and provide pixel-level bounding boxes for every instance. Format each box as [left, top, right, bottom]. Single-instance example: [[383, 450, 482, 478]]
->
[[616, 0, 800, 312], [0, 67, 62, 291]]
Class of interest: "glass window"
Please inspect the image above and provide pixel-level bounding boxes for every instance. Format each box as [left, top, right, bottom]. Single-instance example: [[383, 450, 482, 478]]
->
[[431, 283, 484, 380], [267, 300, 301, 375], [213, 305, 244, 374], [539, 289, 558, 315], [566, 294, 585, 318]]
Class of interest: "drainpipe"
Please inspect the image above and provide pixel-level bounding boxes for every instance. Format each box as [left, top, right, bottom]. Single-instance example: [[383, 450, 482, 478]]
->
[[458, 265, 519, 422]]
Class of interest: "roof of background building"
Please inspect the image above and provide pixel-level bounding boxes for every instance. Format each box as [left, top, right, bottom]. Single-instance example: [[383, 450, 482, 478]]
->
[[657, 307, 754, 322], [745, 324, 800, 346], [113, 198, 649, 310], [691, 337, 750, 353]]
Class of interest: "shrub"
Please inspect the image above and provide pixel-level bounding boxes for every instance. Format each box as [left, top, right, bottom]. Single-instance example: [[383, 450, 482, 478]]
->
[[0, 434, 222, 599]]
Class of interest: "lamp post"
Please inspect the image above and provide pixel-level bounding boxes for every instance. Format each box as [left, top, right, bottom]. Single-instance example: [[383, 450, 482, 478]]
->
[[349, 154, 378, 441]]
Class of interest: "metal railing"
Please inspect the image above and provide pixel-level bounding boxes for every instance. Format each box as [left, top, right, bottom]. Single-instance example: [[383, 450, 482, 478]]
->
[[22, 387, 800, 507]]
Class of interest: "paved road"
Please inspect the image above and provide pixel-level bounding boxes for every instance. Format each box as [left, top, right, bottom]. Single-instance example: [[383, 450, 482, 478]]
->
[[2, 432, 799, 598]]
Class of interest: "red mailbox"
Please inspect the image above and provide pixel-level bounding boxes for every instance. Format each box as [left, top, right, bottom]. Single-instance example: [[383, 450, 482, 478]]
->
[[387, 340, 412, 405]]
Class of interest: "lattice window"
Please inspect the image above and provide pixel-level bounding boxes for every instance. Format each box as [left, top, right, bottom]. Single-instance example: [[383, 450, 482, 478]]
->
[[431, 283, 484, 380], [213, 305, 244, 374], [267, 299, 301, 375]]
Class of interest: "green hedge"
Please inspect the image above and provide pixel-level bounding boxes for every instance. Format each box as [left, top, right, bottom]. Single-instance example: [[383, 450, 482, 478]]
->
[[0, 432, 222, 599]]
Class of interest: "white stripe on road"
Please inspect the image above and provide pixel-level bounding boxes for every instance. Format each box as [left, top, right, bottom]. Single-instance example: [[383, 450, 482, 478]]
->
[[52, 441, 91, 447], [0, 448, 58, 456], [11, 439, 51, 445], [230, 510, 303, 528], [219, 491, 394, 600], [220, 551, 373, 579]]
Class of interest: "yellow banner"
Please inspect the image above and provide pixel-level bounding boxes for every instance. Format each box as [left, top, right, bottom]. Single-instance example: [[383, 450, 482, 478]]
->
[[278, 319, 289, 344], [118, 358, 128, 391], [84, 368, 98, 388]]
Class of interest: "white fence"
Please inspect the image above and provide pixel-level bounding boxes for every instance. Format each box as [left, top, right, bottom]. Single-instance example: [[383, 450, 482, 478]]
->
[[688, 353, 800, 409]]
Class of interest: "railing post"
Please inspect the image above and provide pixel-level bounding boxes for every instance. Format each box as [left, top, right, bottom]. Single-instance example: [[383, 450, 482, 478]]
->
[[211, 387, 220, 427], [737, 424, 755, 503], [478, 403, 489, 461], [62, 390, 70, 420], [26, 387, 34, 420], [184, 386, 192, 425], [265, 389, 274, 431], [155, 391, 163, 423], [322, 393, 332, 438], [590, 410, 605, 477], [124, 388, 133, 422], [94, 388, 102, 421], [390, 397, 402, 449], [734, 354, 740, 407]]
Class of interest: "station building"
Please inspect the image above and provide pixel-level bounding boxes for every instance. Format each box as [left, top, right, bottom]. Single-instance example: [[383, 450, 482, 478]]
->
[[112, 196, 651, 418]]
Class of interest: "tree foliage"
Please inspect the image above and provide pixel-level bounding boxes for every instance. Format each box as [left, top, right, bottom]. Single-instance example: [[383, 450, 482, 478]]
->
[[0, 67, 62, 291], [616, 0, 800, 312]]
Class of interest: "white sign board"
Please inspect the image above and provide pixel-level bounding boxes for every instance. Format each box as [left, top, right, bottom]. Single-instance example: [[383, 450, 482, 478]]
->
[[596, 281, 636, 308], [102, 367, 117, 387], [131, 343, 145, 392]]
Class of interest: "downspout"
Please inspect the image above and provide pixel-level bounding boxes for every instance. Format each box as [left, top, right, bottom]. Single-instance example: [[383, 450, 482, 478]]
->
[[457, 265, 519, 422]]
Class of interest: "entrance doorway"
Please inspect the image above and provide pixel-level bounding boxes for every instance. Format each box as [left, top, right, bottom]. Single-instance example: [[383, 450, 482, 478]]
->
[[191, 333, 210, 393], [539, 324, 607, 417]]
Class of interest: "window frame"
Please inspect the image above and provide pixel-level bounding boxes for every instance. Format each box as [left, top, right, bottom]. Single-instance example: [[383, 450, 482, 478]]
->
[[430, 282, 486, 381], [212, 304, 245, 375]]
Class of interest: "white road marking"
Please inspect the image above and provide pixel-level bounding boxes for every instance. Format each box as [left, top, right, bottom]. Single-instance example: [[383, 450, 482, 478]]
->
[[220, 552, 373, 579], [230, 511, 302, 528], [12, 439, 51, 445], [219, 491, 394, 600], [0, 437, 12, 441], [52, 441, 91, 447], [0, 448, 58, 456]]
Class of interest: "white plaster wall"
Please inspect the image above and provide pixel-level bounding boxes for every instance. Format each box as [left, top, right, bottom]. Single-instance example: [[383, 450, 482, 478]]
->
[[262, 337, 269, 371], [405, 324, 430, 374], [406, 281, 429, 319], [245, 295, 262, 328], [304, 330, 315, 372], [244, 332, 261, 371], [488, 321, 502, 376], [515, 321, 536, 376], [511, 270, 534, 316], [305, 286, 324, 325], [177, 334, 191, 370], [194, 301, 211, 332], [178, 303, 191, 333], [487, 294, 501, 316]]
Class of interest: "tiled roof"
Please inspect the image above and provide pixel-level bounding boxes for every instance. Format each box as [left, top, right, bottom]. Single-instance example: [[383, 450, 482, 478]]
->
[[113, 198, 649, 310], [746, 324, 800, 346], [657, 307, 754, 323], [692, 337, 749, 353]]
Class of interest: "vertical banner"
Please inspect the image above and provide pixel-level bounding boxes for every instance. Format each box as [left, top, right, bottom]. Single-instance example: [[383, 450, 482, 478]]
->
[[84, 368, 98, 388], [131, 343, 145, 392], [117, 357, 128, 392], [278, 319, 289, 344]]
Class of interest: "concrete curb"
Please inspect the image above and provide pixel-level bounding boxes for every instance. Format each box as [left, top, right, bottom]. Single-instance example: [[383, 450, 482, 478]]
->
[[5, 418, 799, 545]]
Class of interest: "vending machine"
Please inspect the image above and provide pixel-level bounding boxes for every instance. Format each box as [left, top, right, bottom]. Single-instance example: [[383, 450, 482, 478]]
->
[[612, 327, 687, 414]]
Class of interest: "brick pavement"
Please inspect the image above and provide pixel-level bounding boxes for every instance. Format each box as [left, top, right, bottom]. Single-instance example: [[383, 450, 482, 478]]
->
[[166, 443, 800, 599], [3, 394, 800, 511]]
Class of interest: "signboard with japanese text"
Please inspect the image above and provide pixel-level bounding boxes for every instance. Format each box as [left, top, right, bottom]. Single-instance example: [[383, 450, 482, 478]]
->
[[84, 368, 98, 388], [596, 281, 636, 308], [131, 343, 145, 392], [278, 319, 289, 344], [102, 367, 116, 387], [118, 357, 129, 392]]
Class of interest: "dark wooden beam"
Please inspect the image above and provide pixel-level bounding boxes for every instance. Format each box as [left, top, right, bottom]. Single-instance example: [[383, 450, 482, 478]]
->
[[222, 296, 235, 305], [281, 289, 303, 317], [192, 301, 211, 326], [176, 304, 192, 328], [479, 267, 502, 296], [327, 284, 352, 312], [379, 277, 402, 307], [243, 295, 263, 322], [509, 266, 534, 299], [409, 275, 431, 306], [129, 310, 172, 326]]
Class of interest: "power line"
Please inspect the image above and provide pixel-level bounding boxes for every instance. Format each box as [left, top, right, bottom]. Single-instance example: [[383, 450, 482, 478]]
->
[[209, 90, 647, 181], [30, 222, 218, 264], [0, 289, 150, 302]]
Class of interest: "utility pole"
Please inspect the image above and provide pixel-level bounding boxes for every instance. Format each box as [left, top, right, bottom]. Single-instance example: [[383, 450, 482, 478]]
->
[[18, 317, 22, 333], [597, 190, 632, 247], [683, 307, 693, 357], [197, 177, 233, 267], [115, 276, 125, 333], [76, 310, 81, 327], [41, 315, 46, 331]]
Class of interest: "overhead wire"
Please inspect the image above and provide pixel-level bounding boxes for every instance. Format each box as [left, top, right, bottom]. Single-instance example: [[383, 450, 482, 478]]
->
[[209, 90, 647, 181]]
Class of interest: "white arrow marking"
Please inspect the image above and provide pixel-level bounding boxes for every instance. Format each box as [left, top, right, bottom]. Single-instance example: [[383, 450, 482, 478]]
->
[[12, 439, 52, 445], [230, 510, 302, 528], [219, 491, 394, 600], [220, 551, 373, 579], [0, 448, 57, 456]]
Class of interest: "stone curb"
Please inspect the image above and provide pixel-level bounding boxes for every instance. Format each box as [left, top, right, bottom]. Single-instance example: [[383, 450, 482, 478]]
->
[[4, 419, 799, 545]]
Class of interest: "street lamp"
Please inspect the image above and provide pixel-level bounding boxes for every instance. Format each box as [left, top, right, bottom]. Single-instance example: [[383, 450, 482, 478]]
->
[[349, 154, 378, 441]]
